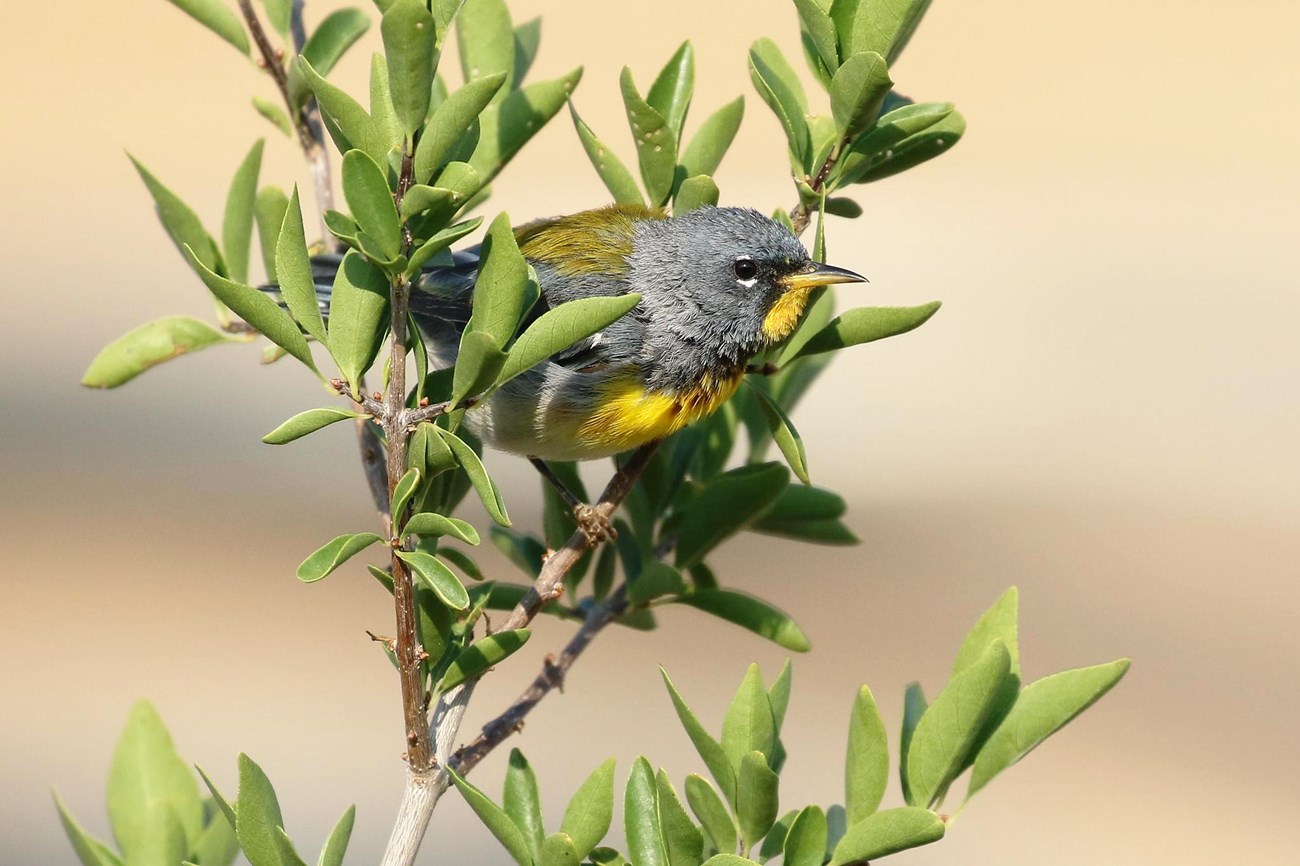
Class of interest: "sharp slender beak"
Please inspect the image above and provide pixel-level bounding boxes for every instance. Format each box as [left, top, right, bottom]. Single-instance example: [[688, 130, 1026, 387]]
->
[[780, 261, 869, 290]]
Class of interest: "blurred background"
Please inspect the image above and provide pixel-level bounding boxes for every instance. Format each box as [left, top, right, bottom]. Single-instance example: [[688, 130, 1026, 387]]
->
[[2, 0, 1297, 863]]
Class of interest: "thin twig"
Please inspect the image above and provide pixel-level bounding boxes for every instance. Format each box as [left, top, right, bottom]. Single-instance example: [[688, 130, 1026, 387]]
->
[[331, 377, 387, 417], [789, 140, 846, 237]]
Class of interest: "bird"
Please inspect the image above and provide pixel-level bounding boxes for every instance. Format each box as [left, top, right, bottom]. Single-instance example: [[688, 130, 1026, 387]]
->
[[291, 204, 866, 534]]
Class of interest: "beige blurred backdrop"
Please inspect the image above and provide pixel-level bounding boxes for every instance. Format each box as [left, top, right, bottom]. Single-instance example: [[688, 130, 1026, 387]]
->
[[2, 0, 1297, 863]]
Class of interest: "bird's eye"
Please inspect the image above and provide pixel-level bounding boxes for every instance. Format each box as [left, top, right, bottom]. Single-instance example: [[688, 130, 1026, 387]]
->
[[733, 257, 758, 281]]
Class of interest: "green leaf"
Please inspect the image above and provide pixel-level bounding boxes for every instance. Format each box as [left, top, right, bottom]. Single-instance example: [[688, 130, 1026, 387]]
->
[[129, 155, 222, 275], [512, 17, 541, 86], [620, 68, 678, 206], [54, 792, 124, 866], [466, 213, 537, 347], [193, 802, 240, 866], [196, 766, 236, 828], [968, 659, 1131, 799], [437, 427, 511, 525], [589, 848, 630, 866], [906, 640, 1012, 808], [297, 532, 383, 582], [830, 0, 932, 65], [898, 682, 927, 806], [661, 669, 736, 807], [452, 330, 508, 406], [253, 97, 294, 137], [236, 754, 295, 866], [721, 664, 777, 773], [328, 250, 390, 392], [391, 467, 422, 523], [164, 0, 249, 54], [497, 294, 642, 385], [746, 384, 809, 484], [628, 562, 686, 605], [747, 39, 810, 169], [185, 249, 318, 372], [415, 73, 507, 183], [342, 149, 401, 262], [678, 97, 744, 181], [403, 511, 479, 544], [254, 185, 290, 281], [952, 588, 1022, 772], [398, 550, 472, 610], [131, 804, 189, 866], [449, 768, 535, 866], [82, 317, 248, 389], [298, 59, 385, 165], [647, 41, 694, 141], [471, 67, 583, 185], [504, 749, 546, 861], [541, 833, 580, 866], [222, 139, 264, 285], [263, 407, 367, 445], [625, 758, 668, 866], [674, 463, 790, 568], [767, 659, 793, 731], [844, 686, 888, 826], [276, 187, 329, 343], [684, 775, 735, 857], [105, 701, 202, 859], [750, 516, 856, 546], [786, 302, 941, 362], [701, 858, 758, 866], [570, 103, 645, 206], [261, 0, 290, 36], [382, 0, 438, 136], [456, 0, 514, 89], [828, 807, 944, 866], [839, 106, 965, 185], [735, 752, 779, 849], [560, 758, 615, 859], [317, 805, 356, 866], [408, 216, 483, 274], [795, 0, 839, 74], [680, 590, 810, 652], [759, 810, 797, 862], [783, 806, 828, 866], [368, 54, 403, 157], [829, 52, 892, 142], [303, 8, 372, 77], [655, 770, 703, 866], [673, 175, 718, 214]]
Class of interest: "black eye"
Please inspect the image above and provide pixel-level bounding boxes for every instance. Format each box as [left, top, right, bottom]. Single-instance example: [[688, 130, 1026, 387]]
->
[[733, 257, 758, 280]]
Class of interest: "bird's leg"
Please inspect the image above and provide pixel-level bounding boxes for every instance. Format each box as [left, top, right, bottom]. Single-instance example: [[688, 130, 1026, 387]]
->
[[527, 457, 617, 546]]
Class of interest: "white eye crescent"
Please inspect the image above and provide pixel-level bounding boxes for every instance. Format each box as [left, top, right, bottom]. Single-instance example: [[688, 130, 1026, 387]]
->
[[733, 256, 759, 286]]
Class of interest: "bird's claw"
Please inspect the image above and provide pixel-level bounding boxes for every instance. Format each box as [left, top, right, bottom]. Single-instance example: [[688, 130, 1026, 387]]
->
[[573, 504, 616, 545]]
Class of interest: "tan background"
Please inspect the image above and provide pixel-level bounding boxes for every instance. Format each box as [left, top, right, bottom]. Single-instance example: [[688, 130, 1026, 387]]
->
[[2, 0, 1297, 863]]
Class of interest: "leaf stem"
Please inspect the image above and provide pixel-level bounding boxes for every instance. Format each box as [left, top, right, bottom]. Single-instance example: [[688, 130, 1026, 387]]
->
[[788, 140, 846, 238]]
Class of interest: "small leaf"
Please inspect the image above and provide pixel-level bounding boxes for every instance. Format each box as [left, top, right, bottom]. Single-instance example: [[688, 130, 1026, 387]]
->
[[408, 216, 483, 274], [54, 792, 124, 866], [415, 73, 507, 183], [721, 664, 777, 772], [680, 589, 809, 652], [898, 682, 927, 806], [839, 106, 965, 186], [254, 185, 290, 281], [317, 805, 356, 866], [768, 659, 793, 730], [560, 758, 616, 860], [185, 250, 318, 372], [673, 175, 718, 214], [830, 0, 933, 65], [700, 858, 758, 866], [328, 250, 391, 392], [674, 463, 790, 568], [786, 302, 941, 362], [193, 803, 239, 866], [746, 383, 809, 484], [735, 752, 779, 849], [263, 407, 367, 445], [570, 103, 645, 206], [164, 0, 249, 54], [497, 294, 642, 385], [655, 770, 703, 866], [906, 640, 1012, 808], [236, 754, 292, 866], [758, 810, 797, 861], [661, 669, 736, 806], [646, 41, 694, 141], [303, 8, 371, 77], [222, 139, 264, 285], [678, 97, 744, 181], [342, 149, 401, 262], [541, 833, 580, 866], [381, 0, 438, 136], [829, 52, 892, 142], [624, 758, 668, 866], [437, 427, 511, 526], [747, 39, 810, 169], [391, 466, 422, 523], [467, 212, 536, 346], [967, 659, 1131, 799], [196, 766, 236, 828], [795, 0, 839, 75], [512, 17, 541, 86], [253, 97, 294, 136], [260, 0, 290, 36], [452, 330, 508, 406], [449, 768, 535, 866], [684, 775, 735, 857], [129, 155, 222, 275], [398, 550, 472, 610], [106, 701, 202, 859], [844, 686, 888, 826], [471, 67, 583, 185], [297, 533, 383, 582], [456, 0, 514, 89], [403, 511, 479, 544], [827, 807, 944, 866], [276, 187, 328, 343], [628, 562, 686, 605], [504, 749, 545, 861], [783, 806, 828, 866], [82, 317, 248, 389], [620, 68, 678, 206], [298, 59, 386, 165]]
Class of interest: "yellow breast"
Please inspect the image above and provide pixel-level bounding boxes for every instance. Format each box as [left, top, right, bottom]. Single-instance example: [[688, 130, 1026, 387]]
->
[[578, 371, 743, 453]]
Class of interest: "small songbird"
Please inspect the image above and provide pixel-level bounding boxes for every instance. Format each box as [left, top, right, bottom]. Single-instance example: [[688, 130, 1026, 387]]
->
[[306, 204, 866, 462]]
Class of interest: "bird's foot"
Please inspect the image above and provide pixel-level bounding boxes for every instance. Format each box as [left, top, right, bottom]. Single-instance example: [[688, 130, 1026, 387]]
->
[[573, 504, 616, 546]]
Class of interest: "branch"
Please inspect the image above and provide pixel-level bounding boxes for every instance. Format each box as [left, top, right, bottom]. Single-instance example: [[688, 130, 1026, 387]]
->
[[788, 140, 846, 238], [331, 377, 387, 418]]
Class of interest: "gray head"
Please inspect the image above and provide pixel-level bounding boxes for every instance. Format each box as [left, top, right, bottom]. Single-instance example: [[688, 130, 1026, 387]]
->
[[628, 206, 866, 390]]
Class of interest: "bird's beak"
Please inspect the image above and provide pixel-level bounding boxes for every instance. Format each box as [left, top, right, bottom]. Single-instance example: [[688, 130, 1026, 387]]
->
[[780, 261, 869, 290]]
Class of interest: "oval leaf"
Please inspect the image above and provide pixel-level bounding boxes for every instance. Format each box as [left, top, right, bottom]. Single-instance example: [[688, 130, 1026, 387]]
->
[[783, 806, 828, 866], [787, 302, 941, 362], [624, 757, 668, 866], [827, 806, 944, 866], [302, 8, 371, 77], [328, 250, 391, 392], [452, 330, 508, 406], [381, 0, 437, 136], [297, 533, 383, 582], [298, 59, 386, 166], [674, 463, 790, 568], [620, 68, 678, 206], [397, 549, 471, 610], [845, 686, 888, 826], [471, 67, 583, 185], [437, 428, 511, 526], [275, 187, 328, 343], [747, 39, 810, 169], [342, 150, 401, 262], [746, 384, 810, 484], [468, 212, 538, 346], [684, 775, 736, 857], [680, 589, 810, 652], [497, 294, 642, 385], [317, 805, 356, 866], [440, 630, 531, 690], [570, 103, 645, 207], [673, 175, 719, 215], [449, 768, 535, 866], [415, 73, 507, 184], [504, 749, 545, 860], [678, 97, 744, 181], [735, 752, 779, 848], [106, 701, 202, 860], [402, 511, 480, 544], [829, 52, 892, 142], [561, 758, 616, 860], [263, 407, 366, 445], [222, 139, 264, 285], [82, 317, 247, 389], [164, 0, 249, 54], [646, 41, 695, 140]]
